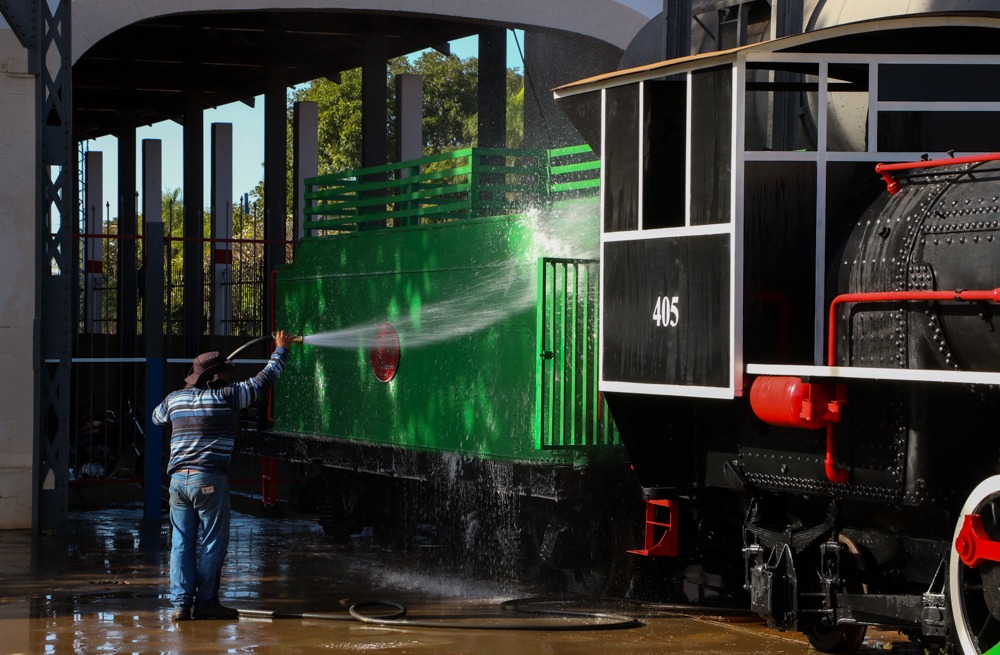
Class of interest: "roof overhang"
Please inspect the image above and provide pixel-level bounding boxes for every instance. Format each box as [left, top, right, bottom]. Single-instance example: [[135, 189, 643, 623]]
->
[[554, 13, 1000, 98]]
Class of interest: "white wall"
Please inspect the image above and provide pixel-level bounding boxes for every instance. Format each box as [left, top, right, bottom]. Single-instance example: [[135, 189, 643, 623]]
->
[[0, 28, 36, 529]]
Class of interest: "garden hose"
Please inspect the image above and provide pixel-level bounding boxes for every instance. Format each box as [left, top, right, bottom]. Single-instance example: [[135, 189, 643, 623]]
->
[[226, 332, 303, 361]]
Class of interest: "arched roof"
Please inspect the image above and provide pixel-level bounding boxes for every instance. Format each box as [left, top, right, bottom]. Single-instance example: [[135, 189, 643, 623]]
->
[[70, 1, 657, 139], [71, 0, 654, 63]]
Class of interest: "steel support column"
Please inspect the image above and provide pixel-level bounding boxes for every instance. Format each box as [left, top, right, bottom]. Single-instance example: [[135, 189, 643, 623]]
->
[[34, 0, 72, 532], [769, 0, 803, 151], [663, 0, 693, 60]]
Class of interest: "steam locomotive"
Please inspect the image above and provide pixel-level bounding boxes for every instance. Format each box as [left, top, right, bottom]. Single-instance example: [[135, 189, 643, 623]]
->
[[554, 13, 1000, 655]]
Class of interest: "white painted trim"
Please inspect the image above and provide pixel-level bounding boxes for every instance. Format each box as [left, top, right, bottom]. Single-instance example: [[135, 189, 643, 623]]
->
[[878, 101, 1000, 112], [601, 223, 731, 241], [685, 70, 693, 227], [745, 53, 1000, 66], [598, 87, 607, 391], [815, 61, 829, 365], [732, 61, 744, 397], [637, 80, 644, 230], [746, 150, 1000, 162], [600, 379, 735, 399], [868, 63, 879, 154], [743, 150, 820, 161], [746, 363, 1000, 386]]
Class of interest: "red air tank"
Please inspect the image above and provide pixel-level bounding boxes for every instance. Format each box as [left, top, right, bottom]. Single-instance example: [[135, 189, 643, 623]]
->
[[749, 376, 844, 429]]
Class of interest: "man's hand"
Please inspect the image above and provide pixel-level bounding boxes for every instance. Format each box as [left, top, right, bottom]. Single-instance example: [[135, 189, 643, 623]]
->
[[274, 330, 297, 349]]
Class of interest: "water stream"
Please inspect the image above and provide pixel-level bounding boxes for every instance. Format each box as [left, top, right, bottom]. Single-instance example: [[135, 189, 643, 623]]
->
[[300, 204, 598, 350]]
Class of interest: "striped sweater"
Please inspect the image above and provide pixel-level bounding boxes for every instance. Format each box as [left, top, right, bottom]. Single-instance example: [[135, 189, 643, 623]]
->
[[153, 347, 288, 474]]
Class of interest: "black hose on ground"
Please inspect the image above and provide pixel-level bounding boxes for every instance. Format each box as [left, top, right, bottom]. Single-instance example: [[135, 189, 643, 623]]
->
[[237, 598, 641, 631], [237, 601, 406, 622]]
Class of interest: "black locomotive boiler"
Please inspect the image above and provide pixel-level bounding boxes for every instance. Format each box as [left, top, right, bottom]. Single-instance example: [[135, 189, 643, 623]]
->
[[555, 14, 1000, 655]]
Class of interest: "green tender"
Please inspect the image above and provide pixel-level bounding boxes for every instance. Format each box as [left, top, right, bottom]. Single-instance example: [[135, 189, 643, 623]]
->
[[273, 146, 618, 466]]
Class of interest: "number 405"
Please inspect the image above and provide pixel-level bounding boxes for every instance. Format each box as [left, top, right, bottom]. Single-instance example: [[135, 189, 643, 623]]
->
[[652, 295, 679, 327]]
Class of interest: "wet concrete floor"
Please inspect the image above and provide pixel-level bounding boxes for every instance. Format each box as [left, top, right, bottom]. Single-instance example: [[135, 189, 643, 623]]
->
[[0, 507, 910, 654]]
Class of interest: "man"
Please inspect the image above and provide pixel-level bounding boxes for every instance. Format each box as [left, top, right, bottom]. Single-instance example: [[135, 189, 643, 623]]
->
[[153, 330, 296, 621]]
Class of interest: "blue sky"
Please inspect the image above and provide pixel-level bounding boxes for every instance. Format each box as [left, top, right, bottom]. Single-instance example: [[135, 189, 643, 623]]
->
[[86, 30, 526, 221]]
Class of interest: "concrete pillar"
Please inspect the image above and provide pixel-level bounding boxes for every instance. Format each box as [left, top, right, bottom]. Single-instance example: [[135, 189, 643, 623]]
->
[[395, 74, 423, 162], [478, 27, 507, 149], [118, 114, 138, 353], [264, 64, 287, 308], [361, 35, 388, 170], [84, 152, 104, 333], [395, 74, 423, 227], [210, 123, 233, 336], [361, 36, 388, 229], [0, 30, 36, 529], [183, 89, 204, 356], [292, 101, 318, 242]]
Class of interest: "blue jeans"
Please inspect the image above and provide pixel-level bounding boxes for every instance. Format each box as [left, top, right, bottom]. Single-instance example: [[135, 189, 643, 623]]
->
[[169, 469, 230, 610]]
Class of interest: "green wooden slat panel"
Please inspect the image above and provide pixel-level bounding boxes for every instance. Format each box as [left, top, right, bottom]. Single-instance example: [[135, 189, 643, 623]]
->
[[551, 161, 601, 175], [551, 180, 602, 193], [305, 144, 598, 237], [306, 199, 474, 227]]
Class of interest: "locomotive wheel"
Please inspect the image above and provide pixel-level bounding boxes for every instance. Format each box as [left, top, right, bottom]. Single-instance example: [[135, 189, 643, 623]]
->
[[949, 475, 1000, 655], [806, 534, 868, 654]]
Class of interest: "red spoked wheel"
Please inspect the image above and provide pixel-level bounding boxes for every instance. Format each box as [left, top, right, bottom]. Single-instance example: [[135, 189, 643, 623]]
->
[[950, 476, 1000, 655]]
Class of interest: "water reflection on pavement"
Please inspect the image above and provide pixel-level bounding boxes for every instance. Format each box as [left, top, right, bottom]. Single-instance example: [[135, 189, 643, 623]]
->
[[0, 508, 903, 654]]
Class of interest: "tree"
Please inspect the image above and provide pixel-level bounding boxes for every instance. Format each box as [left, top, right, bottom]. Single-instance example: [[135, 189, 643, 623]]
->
[[290, 52, 524, 177]]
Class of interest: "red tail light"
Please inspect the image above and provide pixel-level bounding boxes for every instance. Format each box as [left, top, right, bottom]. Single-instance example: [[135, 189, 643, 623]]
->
[[370, 322, 400, 382]]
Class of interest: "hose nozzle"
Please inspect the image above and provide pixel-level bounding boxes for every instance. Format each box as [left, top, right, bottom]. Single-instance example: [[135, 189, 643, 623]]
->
[[270, 331, 304, 344]]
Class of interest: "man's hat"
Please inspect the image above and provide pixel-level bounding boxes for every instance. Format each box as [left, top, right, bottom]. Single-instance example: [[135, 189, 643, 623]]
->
[[184, 351, 236, 388]]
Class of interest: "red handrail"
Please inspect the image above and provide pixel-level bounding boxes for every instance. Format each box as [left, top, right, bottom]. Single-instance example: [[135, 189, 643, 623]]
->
[[821, 287, 1000, 484], [827, 288, 1000, 366], [875, 153, 1000, 194]]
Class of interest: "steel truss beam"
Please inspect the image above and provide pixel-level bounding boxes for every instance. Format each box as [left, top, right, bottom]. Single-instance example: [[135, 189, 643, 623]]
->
[[0, 0, 34, 49], [34, 0, 72, 532]]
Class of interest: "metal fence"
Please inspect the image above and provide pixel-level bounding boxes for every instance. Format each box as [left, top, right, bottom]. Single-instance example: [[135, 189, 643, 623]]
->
[[71, 222, 278, 490]]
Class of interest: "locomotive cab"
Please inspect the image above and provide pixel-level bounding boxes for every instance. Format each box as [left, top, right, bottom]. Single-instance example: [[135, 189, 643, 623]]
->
[[556, 14, 1000, 654]]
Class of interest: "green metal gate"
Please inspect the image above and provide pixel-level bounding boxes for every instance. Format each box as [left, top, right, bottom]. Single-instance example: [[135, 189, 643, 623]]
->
[[536, 257, 619, 450]]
